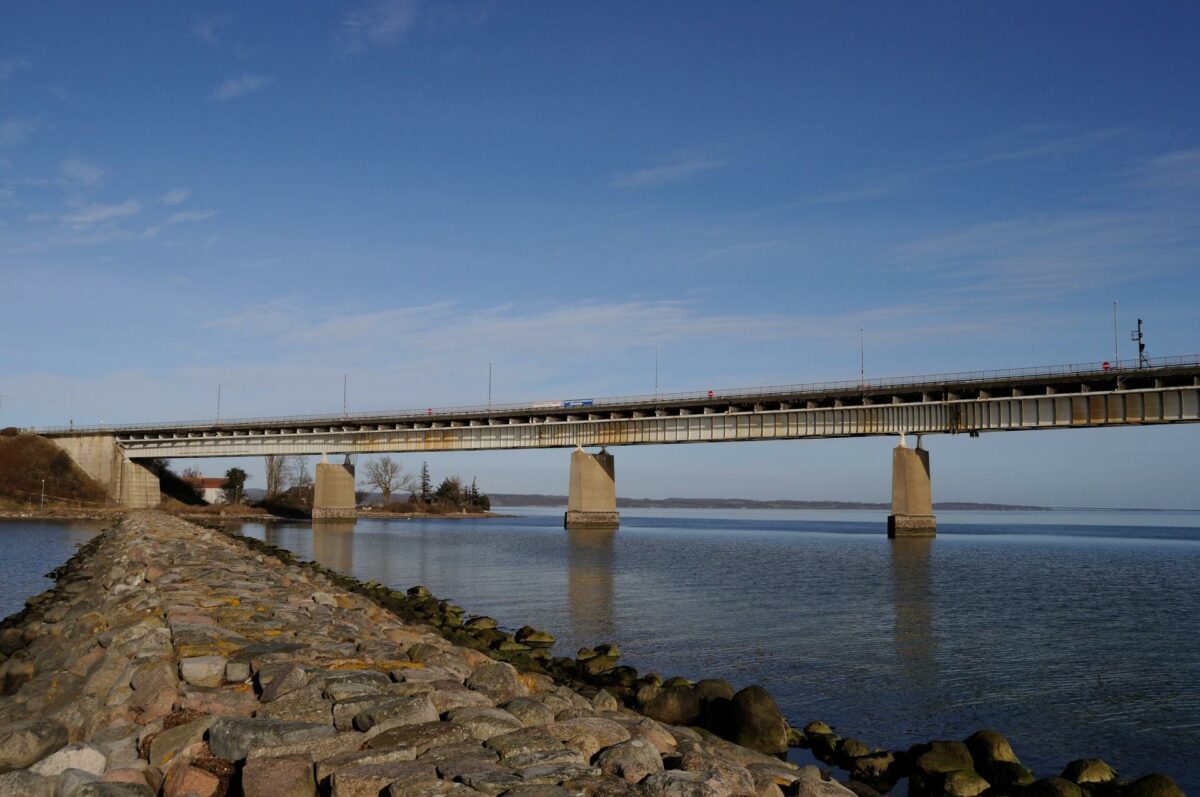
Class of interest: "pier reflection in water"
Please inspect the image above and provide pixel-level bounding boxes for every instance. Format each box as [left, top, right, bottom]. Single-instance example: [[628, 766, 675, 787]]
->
[[226, 509, 1200, 791], [890, 537, 936, 689], [567, 529, 616, 642], [312, 521, 357, 574]]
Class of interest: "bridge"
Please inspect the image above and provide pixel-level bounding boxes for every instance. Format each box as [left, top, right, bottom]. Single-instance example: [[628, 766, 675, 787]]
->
[[29, 354, 1200, 536]]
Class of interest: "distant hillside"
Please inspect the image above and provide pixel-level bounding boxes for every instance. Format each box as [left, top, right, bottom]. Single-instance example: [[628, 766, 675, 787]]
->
[[488, 493, 1046, 511]]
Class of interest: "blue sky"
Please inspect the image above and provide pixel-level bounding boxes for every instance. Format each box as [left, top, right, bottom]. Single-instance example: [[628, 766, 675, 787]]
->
[[2, 2, 1199, 507]]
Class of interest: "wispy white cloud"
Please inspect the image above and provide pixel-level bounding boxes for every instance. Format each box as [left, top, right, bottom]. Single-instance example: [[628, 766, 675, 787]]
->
[[160, 188, 190, 205], [61, 199, 142, 230], [209, 74, 273, 102], [0, 116, 38, 148], [336, 0, 419, 53], [609, 157, 724, 190], [806, 125, 1132, 206], [192, 15, 231, 47], [58, 158, 106, 188], [0, 57, 30, 82], [1137, 147, 1200, 191], [166, 209, 217, 225]]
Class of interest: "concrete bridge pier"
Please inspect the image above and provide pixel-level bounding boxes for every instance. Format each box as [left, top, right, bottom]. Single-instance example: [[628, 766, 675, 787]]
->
[[887, 437, 936, 538], [51, 435, 160, 508], [313, 456, 357, 520], [564, 447, 619, 530]]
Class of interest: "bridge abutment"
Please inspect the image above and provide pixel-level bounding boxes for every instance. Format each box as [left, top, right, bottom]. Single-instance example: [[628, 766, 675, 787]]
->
[[564, 448, 619, 530], [313, 459, 357, 520], [51, 435, 160, 508], [888, 442, 936, 538]]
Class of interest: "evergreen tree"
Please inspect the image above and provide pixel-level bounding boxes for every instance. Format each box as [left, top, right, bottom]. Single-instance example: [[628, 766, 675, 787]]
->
[[223, 467, 248, 504]]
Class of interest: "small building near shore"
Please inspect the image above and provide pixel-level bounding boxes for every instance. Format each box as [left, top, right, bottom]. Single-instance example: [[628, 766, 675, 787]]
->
[[182, 476, 228, 505]]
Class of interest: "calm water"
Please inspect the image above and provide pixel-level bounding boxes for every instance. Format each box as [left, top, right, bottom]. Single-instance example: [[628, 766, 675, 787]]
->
[[0, 519, 108, 619], [3, 509, 1198, 789]]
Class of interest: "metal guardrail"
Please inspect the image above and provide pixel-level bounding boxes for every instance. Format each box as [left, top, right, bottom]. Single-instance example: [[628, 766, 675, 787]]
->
[[27, 353, 1200, 435]]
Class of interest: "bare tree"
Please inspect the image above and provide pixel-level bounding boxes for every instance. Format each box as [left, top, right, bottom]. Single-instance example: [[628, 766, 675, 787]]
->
[[282, 456, 311, 488], [264, 455, 286, 499], [362, 456, 412, 507]]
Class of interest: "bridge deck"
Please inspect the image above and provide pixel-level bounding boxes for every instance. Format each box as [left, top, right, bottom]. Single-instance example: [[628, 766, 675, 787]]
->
[[32, 356, 1200, 459]]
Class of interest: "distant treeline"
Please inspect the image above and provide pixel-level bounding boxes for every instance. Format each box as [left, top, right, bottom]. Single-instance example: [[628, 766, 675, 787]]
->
[[488, 493, 1047, 511]]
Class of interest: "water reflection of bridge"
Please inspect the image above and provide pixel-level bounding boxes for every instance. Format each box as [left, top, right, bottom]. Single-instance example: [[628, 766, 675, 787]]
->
[[567, 528, 616, 642], [892, 537, 936, 687]]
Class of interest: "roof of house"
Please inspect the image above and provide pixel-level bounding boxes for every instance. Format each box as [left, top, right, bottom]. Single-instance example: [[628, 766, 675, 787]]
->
[[182, 476, 228, 489]]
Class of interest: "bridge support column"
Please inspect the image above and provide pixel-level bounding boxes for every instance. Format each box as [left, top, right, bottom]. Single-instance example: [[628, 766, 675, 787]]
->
[[888, 441, 936, 538], [564, 448, 619, 530], [313, 457, 356, 520], [51, 435, 160, 508]]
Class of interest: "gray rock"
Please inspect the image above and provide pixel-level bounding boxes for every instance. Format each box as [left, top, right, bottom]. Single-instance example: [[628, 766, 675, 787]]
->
[[446, 706, 525, 741], [316, 746, 422, 783], [1126, 774, 1186, 797], [728, 686, 787, 755], [364, 720, 473, 756], [206, 717, 337, 761], [258, 663, 310, 702], [224, 660, 251, 684], [55, 767, 103, 796], [0, 718, 68, 773], [638, 769, 727, 796], [0, 770, 53, 797], [29, 742, 106, 777], [179, 655, 227, 688], [352, 695, 439, 733], [792, 767, 858, 797], [466, 662, 528, 703], [71, 784, 155, 797], [1061, 758, 1117, 785], [965, 729, 1019, 766], [641, 686, 701, 727], [147, 716, 216, 770], [501, 698, 556, 728], [593, 738, 664, 783], [331, 761, 438, 796], [240, 754, 316, 797]]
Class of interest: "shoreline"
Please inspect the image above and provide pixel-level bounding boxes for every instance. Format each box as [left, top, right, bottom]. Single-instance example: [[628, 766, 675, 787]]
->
[[0, 507, 509, 523], [0, 512, 1188, 795], [0, 511, 811, 796]]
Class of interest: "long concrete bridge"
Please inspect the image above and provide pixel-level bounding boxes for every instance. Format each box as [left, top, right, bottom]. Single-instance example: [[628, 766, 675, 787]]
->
[[29, 354, 1200, 536]]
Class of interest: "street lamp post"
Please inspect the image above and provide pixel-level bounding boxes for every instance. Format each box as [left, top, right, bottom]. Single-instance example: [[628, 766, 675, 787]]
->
[[859, 327, 865, 388], [1112, 300, 1119, 369], [655, 345, 660, 399]]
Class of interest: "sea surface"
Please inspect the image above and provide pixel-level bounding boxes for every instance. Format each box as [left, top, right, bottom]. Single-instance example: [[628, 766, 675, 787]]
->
[[4, 508, 1198, 789]]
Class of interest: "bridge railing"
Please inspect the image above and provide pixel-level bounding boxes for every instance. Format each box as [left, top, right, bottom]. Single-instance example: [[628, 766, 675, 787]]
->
[[27, 353, 1200, 435]]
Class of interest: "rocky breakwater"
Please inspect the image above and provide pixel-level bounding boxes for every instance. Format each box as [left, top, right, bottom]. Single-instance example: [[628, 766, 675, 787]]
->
[[0, 511, 837, 797]]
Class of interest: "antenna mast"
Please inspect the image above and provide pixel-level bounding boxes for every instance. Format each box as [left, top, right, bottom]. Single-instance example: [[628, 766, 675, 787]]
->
[[1129, 318, 1149, 368]]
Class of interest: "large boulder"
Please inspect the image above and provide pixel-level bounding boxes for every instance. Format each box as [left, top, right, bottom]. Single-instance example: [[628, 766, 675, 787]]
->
[[1025, 777, 1086, 797], [593, 738, 664, 783], [942, 770, 990, 797], [727, 686, 788, 756], [964, 729, 1018, 766], [1061, 759, 1117, 785], [641, 686, 702, 726], [1126, 774, 1186, 797], [0, 719, 68, 773], [848, 751, 897, 792], [907, 741, 977, 797]]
